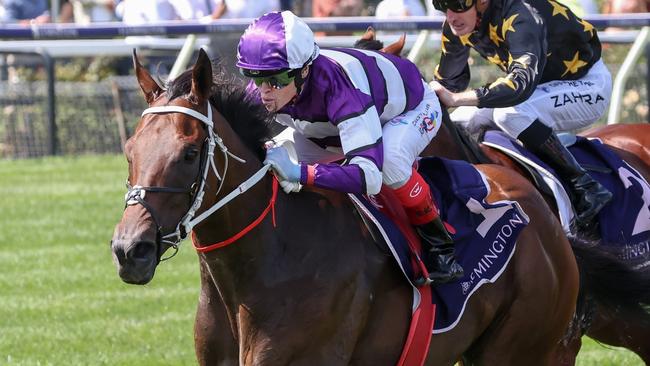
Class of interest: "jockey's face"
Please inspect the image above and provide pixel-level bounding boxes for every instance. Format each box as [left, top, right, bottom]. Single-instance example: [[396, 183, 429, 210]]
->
[[446, 5, 478, 36], [257, 67, 308, 113], [258, 79, 297, 112]]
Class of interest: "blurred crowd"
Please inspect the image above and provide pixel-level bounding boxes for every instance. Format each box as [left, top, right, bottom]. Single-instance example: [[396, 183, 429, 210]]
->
[[0, 0, 284, 25], [0, 0, 647, 80], [1, 0, 649, 26]]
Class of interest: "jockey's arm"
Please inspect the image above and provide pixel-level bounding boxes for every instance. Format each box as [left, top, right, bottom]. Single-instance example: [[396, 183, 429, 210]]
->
[[474, 12, 546, 108], [433, 13, 546, 109], [434, 23, 471, 93], [302, 107, 384, 195], [430, 81, 479, 107]]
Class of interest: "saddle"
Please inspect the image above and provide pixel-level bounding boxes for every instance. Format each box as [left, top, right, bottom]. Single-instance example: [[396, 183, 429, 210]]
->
[[481, 130, 650, 268], [351, 157, 529, 332]]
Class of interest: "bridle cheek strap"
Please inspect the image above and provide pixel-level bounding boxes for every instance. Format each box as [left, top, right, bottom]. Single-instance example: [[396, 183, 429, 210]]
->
[[193, 178, 278, 253], [134, 101, 273, 256]]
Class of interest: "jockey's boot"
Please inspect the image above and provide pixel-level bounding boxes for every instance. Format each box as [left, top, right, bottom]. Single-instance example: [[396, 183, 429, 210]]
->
[[416, 216, 464, 284], [520, 120, 613, 230], [391, 168, 463, 285]]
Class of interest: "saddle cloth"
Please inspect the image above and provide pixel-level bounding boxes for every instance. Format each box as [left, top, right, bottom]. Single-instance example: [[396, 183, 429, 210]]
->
[[350, 157, 529, 333], [482, 130, 650, 270]]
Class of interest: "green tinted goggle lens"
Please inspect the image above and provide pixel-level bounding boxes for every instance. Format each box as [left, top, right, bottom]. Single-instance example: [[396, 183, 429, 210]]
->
[[251, 71, 295, 89]]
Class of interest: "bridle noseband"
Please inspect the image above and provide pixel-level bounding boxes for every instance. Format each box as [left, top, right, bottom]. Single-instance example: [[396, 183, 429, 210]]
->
[[124, 101, 271, 261]]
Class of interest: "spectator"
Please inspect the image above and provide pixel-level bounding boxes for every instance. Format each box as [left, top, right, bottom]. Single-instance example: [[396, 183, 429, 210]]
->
[[375, 0, 426, 18], [169, 0, 219, 21], [312, 0, 362, 17], [117, 0, 179, 24], [70, 0, 116, 24], [603, 0, 648, 13], [211, 0, 280, 19], [0, 0, 50, 24], [58, 0, 75, 22], [601, 0, 646, 31], [312, 0, 363, 35], [118, 0, 180, 74]]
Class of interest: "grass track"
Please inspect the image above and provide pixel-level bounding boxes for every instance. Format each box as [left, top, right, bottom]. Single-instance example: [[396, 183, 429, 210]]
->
[[0, 155, 644, 365]]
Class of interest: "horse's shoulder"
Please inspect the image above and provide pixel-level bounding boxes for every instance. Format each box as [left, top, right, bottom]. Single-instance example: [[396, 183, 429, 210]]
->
[[582, 122, 650, 139], [475, 163, 546, 207], [299, 186, 356, 210]]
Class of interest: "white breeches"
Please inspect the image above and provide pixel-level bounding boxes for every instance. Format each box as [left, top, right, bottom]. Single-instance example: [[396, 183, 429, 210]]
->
[[272, 83, 443, 188], [450, 59, 612, 138]]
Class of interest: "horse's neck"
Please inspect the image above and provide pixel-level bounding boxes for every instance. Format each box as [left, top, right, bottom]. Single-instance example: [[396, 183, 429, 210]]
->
[[190, 173, 277, 317], [194, 184, 355, 284], [193, 187, 377, 343], [426, 119, 484, 163]]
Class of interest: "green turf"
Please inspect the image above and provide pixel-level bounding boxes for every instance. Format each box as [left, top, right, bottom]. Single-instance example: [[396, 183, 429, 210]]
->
[[0, 155, 644, 365], [0, 155, 198, 366]]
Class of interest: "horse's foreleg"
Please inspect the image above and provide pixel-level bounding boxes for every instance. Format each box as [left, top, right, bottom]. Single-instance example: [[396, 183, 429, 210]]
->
[[586, 307, 650, 364], [467, 165, 579, 366], [194, 262, 238, 366], [551, 332, 581, 366], [349, 257, 412, 365]]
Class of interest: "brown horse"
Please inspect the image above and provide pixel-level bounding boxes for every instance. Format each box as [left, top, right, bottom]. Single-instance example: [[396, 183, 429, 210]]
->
[[111, 49, 582, 365], [431, 116, 650, 365], [356, 29, 650, 364], [416, 72, 650, 365]]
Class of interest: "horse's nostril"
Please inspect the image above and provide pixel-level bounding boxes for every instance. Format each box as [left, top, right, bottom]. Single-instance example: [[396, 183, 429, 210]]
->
[[114, 245, 127, 265], [131, 241, 156, 261]]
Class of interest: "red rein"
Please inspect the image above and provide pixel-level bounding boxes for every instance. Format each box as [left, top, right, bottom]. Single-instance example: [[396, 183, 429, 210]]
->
[[193, 178, 278, 252]]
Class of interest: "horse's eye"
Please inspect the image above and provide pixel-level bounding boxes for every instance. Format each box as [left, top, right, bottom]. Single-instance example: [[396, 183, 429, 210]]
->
[[185, 148, 199, 162]]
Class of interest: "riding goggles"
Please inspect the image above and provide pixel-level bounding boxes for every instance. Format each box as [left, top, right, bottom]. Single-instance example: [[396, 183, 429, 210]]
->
[[242, 69, 296, 89], [432, 0, 476, 12]]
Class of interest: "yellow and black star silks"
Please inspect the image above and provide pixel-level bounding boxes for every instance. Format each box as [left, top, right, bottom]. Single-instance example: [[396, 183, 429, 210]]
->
[[562, 51, 588, 77], [435, 0, 601, 109]]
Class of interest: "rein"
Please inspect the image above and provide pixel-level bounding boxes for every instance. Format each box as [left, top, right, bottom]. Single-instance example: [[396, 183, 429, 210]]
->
[[124, 100, 273, 260], [193, 177, 278, 253]]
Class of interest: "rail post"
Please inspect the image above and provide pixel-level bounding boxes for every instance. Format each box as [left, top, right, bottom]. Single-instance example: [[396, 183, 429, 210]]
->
[[39, 51, 57, 155], [607, 26, 650, 125]]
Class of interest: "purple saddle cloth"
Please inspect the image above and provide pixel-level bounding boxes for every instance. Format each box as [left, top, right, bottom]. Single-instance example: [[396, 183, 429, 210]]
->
[[352, 157, 529, 333], [483, 130, 650, 269]]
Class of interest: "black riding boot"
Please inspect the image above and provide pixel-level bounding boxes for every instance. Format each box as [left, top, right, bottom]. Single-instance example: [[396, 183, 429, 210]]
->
[[520, 120, 613, 230], [416, 216, 464, 284]]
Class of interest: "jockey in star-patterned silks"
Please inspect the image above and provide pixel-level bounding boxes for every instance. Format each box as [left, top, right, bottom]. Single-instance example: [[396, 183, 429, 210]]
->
[[237, 10, 463, 284], [430, 0, 613, 231]]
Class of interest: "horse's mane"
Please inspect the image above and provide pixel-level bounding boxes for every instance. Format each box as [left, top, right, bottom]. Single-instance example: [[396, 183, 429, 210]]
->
[[165, 66, 272, 161], [353, 38, 385, 51], [352, 37, 492, 164]]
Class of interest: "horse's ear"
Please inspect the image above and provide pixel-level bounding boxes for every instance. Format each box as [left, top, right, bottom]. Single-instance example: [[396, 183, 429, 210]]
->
[[381, 34, 406, 56], [360, 26, 376, 41], [190, 49, 213, 105], [132, 49, 162, 104]]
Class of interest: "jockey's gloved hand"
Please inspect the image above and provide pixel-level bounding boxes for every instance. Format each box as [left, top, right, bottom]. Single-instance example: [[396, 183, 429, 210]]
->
[[279, 180, 302, 194], [264, 146, 302, 187]]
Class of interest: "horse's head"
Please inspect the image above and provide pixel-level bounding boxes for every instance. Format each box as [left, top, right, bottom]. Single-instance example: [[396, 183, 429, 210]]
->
[[111, 49, 271, 284]]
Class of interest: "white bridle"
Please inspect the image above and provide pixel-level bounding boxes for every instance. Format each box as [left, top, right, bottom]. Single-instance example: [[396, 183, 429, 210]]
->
[[126, 101, 271, 255]]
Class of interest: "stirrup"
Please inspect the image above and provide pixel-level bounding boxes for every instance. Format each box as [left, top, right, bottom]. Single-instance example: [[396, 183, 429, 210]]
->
[[414, 276, 434, 287], [574, 215, 602, 238]]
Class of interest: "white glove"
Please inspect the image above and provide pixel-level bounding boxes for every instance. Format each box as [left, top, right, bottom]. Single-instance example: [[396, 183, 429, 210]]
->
[[264, 147, 301, 182], [264, 146, 303, 194], [279, 180, 302, 193]]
